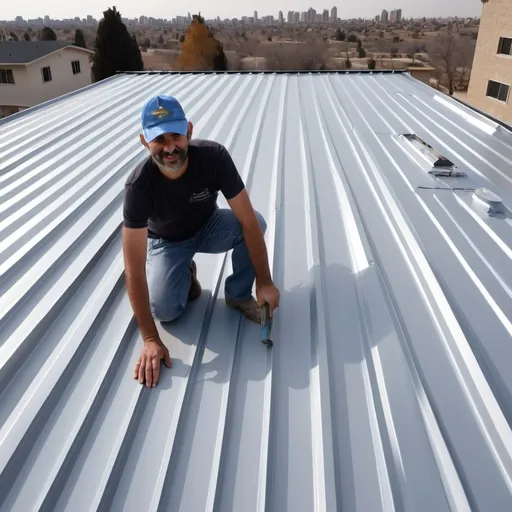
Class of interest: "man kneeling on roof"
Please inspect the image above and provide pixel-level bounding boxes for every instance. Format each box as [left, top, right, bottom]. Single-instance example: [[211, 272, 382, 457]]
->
[[122, 94, 280, 388]]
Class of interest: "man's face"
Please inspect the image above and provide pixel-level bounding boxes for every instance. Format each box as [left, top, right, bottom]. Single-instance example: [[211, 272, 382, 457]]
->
[[146, 127, 190, 173]]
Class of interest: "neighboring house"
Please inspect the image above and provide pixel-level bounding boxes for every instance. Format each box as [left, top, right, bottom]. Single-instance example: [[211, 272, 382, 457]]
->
[[467, 0, 512, 124], [0, 41, 94, 118]]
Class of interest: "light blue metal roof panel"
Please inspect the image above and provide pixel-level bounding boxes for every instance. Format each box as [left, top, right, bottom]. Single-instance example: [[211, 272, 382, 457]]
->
[[1, 71, 512, 512]]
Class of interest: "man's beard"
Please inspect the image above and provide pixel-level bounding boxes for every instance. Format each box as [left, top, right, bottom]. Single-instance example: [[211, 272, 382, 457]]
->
[[152, 146, 188, 172]]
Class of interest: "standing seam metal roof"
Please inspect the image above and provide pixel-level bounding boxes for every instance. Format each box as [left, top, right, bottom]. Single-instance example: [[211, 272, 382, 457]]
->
[[1, 71, 512, 512]]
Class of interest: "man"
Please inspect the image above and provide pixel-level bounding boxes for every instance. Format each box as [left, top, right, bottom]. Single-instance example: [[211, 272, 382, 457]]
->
[[122, 94, 280, 388]]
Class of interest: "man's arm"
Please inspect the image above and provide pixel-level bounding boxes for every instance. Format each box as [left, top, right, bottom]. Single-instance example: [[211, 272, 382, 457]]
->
[[217, 144, 279, 313], [122, 226, 160, 342], [228, 189, 280, 316], [228, 188, 272, 286]]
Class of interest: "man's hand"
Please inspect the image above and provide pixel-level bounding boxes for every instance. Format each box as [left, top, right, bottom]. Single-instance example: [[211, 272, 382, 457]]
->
[[134, 337, 172, 388], [256, 283, 280, 317]]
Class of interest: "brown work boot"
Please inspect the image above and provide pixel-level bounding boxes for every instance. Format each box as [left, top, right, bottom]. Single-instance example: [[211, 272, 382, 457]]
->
[[188, 260, 202, 300], [225, 296, 262, 324]]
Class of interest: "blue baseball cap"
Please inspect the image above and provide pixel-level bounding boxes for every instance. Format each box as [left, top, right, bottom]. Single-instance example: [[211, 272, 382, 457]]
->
[[141, 95, 188, 142]]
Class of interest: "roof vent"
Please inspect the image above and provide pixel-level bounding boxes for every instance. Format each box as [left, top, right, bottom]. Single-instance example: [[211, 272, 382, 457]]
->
[[472, 188, 505, 217], [401, 134, 466, 177]]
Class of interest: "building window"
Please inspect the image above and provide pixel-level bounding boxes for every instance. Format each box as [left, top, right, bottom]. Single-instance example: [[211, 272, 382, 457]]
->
[[497, 37, 512, 56], [0, 69, 15, 84], [486, 80, 510, 103], [41, 66, 52, 83], [71, 60, 81, 74]]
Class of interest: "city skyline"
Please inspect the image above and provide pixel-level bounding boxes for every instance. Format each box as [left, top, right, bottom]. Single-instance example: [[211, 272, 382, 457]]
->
[[1, 0, 481, 23]]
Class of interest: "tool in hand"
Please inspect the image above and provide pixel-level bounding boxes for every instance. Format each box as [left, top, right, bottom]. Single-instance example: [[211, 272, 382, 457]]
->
[[260, 303, 273, 347]]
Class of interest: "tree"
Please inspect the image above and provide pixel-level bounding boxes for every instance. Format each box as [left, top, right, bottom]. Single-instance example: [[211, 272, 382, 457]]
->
[[368, 58, 376, 69], [213, 44, 228, 70], [345, 49, 352, 69], [92, 7, 143, 82], [358, 47, 367, 58], [429, 31, 463, 95], [40, 26, 57, 41], [176, 14, 228, 71], [335, 29, 345, 41], [260, 40, 328, 71], [158, 33, 164, 44], [23, 32, 31, 41], [74, 29, 86, 48], [347, 34, 357, 42], [9, 32, 19, 41]]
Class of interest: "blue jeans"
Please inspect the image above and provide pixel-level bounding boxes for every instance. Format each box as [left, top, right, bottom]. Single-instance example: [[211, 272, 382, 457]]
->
[[146, 208, 267, 322]]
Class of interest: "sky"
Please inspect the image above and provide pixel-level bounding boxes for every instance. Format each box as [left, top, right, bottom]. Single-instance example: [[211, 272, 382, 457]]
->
[[3, 0, 483, 22]]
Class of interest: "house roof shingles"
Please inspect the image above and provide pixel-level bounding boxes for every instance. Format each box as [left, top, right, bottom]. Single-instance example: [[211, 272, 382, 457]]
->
[[0, 41, 74, 64], [0, 71, 512, 511]]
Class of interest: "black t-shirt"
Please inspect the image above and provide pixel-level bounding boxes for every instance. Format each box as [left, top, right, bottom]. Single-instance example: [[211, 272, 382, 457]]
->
[[123, 139, 245, 242]]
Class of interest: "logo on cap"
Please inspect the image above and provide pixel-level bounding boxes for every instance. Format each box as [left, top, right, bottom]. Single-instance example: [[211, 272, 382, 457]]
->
[[152, 106, 171, 119]]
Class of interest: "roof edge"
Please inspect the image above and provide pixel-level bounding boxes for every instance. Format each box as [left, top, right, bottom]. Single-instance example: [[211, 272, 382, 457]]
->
[[116, 69, 408, 75], [451, 94, 512, 134], [402, 72, 512, 134], [0, 74, 119, 126]]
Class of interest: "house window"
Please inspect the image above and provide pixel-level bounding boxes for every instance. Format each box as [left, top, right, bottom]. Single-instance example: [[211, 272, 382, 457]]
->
[[41, 66, 52, 83], [497, 37, 512, 56], [71, 60, 81, 74], [486, 80, 510, 103], [0, 69, 15, 84]]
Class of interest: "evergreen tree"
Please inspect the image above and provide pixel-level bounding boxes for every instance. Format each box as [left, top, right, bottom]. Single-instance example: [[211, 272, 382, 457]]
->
[[9, 32, 19, 41], [92, 7, 143, 82], [213, 44, 228, 70], [23, 32, 31, 41], [74, 29, 86, 48], [40, 26, 57, 41]]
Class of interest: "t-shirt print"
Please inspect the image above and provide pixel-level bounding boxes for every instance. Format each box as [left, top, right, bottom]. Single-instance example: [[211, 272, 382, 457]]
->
[[190, 188, 212, 203], [122, 139, 245, 242]]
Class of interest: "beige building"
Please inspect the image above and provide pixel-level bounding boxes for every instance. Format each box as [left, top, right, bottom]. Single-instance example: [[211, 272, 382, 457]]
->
[[467, 0, 512, 124], [0, 41, 94, 119]]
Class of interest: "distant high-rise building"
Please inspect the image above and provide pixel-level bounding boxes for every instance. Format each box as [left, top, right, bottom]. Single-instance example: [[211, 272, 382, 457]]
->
[[254, 11, 258, 22], [279, 11, 284, 23], [396, 9, 402, 22], [294, 12, 300, 22], [390, 10, 397, 22], [300, 12, 307, 22], [308, 7, 317, 22], [381, 10, 388, 22], [322, 9, 329, 22], [375, 15, 380, 21], [331, 6, 338, 22], [288, 11, 293, 23]]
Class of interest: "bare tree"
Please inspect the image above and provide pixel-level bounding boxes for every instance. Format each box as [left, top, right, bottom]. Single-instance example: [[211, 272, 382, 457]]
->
[[429, 31, 464, 95], [456, 40, 477, 90], [258, 41, 328, 71]]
